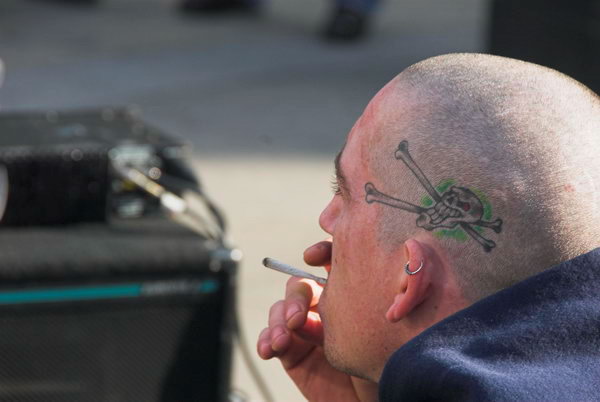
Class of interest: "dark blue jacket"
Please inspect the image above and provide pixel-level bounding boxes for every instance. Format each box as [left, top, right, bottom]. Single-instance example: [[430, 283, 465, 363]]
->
[[379, 248, 600, 401]]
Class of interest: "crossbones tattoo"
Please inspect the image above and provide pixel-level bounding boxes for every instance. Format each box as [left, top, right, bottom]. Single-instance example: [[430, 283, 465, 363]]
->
[[365, 140, 503, 252]]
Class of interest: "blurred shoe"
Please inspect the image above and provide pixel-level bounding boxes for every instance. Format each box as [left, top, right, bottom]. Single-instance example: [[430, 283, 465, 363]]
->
[[323, 6, 369, 41], [181, 0, 259, 13]]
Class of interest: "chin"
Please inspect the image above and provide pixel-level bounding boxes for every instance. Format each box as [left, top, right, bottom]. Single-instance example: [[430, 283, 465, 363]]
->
[[323, 340, 372, 381]]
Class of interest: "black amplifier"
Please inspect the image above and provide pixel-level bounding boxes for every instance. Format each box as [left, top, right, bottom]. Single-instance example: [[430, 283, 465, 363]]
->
[[0, 108, 237, 401], [0, 108, 194, 226], [0, 217, 238, 402]]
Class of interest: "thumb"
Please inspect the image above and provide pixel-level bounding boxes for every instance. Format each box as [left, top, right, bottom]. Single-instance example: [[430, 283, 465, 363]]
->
[[304, 239, 332, 273]]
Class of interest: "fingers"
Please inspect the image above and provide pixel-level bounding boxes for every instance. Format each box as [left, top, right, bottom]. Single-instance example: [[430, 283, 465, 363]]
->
[[257, 327, 276, 359], [258, 242, 331, 365], [257, 315, 321, 371], [257, 326, 317, 371], [284, 279, 325, 344], [257, 300, 291, 360], [285, 277, 321, 329], [303, 239, 332, 270], [257, 277, 325, 362]]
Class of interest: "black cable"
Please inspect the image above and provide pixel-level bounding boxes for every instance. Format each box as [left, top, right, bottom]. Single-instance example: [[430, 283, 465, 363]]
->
[[233, 305, 275, 402], [157, 171, 275, 401], [157, 173, 227, 234], [116, 163, 273, 400]]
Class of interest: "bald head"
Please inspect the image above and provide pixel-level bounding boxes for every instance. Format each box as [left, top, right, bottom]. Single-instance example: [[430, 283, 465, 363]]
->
[[363, 53, 600, 300]]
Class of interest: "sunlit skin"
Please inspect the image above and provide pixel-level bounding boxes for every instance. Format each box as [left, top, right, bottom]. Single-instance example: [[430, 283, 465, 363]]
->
[[318, 104, 403, 378], [257, 77, 470, 402], [321, 82, 470, 377]]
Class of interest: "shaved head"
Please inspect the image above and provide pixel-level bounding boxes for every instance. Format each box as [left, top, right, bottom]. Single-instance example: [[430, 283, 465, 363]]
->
[[363, 53, 600, 300]]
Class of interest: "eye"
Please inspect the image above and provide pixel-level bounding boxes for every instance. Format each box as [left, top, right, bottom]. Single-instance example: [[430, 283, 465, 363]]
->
[[330, 176, 342, 195]]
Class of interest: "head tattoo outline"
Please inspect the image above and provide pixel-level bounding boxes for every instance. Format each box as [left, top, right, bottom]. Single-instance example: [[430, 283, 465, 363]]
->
[[365, 140, 503, 252]]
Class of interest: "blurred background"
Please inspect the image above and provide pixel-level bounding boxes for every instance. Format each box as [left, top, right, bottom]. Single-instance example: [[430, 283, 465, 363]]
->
[[0, 0, 598, 401]]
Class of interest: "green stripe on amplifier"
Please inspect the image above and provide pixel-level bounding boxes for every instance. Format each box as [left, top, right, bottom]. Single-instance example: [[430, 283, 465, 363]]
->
[[0, 279, 220, 305], [0, 284, 143, 305]]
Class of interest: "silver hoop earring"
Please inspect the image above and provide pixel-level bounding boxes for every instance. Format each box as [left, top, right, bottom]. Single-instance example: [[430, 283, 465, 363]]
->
[[404, 260, 424, 275]]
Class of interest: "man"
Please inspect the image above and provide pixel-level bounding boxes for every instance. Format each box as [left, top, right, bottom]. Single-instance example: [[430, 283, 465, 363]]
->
[[257, 53, 600, 400]]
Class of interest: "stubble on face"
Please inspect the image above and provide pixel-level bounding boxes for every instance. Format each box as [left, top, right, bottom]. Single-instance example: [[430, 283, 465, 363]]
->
[[317, 99, 396, 382]]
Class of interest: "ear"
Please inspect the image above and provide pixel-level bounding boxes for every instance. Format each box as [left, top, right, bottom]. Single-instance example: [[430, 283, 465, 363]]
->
[[385, 238, 433, 323]]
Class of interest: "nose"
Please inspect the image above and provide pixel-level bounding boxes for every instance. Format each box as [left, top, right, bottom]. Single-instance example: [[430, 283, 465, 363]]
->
[[319, 197, 339, 235]]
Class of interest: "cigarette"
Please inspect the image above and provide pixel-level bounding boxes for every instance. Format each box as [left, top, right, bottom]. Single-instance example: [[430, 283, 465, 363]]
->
[[262, 258, 327, 285]]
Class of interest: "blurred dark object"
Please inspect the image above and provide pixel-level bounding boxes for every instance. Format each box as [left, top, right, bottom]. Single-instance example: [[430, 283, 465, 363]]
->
[[0, 217, 238, 402], [180, 0, 259, 13], [489, 0, 600, 94], [0, 108, 191, 226], [32, 0, 98, 5], [323, 6, 369, 41]]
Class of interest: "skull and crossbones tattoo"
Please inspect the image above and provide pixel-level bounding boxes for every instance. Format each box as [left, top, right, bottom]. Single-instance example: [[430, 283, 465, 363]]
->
[[365, 140, 503, 252]]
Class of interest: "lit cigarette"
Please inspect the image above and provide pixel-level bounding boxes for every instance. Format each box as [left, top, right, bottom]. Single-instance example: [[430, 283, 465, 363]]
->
[[262, 258, 327, 285]]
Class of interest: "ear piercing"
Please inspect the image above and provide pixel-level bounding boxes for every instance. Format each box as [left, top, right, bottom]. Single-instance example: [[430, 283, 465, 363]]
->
[[404, 259, 424, 275]]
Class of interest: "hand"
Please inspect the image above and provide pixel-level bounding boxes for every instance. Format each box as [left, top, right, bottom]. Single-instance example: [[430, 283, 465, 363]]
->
[[257, 240, 378, 402]]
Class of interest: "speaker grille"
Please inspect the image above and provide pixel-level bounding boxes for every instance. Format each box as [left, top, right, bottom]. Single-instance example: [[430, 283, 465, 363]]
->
[[0, 279, 232, 402]]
